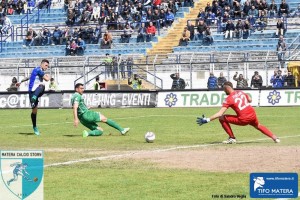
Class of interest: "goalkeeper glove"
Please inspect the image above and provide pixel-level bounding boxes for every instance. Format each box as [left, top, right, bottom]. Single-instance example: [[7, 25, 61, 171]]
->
[[196, 114, 210, 126]]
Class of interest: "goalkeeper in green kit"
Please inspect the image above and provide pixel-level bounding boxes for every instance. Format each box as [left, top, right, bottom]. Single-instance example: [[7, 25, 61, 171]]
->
[[71, 83, 130, 137]]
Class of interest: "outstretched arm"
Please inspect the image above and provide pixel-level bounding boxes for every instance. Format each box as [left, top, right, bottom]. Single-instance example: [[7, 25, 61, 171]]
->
[[208, 107, 228, 121], [73, 103, 79, 127], [197, 107, 228, 126]]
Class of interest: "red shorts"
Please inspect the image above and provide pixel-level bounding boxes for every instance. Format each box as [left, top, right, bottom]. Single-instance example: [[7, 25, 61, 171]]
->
[[221, 114, 259, 127]]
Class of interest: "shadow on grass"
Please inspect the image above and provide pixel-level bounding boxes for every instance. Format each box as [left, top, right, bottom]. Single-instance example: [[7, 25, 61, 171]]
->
[[18, 132, 35, 135], [63, 135, 81, 137]]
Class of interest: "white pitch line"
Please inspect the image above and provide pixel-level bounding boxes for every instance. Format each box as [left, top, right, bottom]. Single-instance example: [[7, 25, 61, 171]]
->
[[44, 134, 300, 168]]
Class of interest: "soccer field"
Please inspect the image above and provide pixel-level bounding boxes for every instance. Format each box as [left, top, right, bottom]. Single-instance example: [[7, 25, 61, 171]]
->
[[0, 107, 299, 200]]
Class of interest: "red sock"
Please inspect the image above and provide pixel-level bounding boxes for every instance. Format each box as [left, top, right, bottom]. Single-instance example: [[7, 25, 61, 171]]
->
[[219, 118, 235, 138], [256, 124, 277, 140]]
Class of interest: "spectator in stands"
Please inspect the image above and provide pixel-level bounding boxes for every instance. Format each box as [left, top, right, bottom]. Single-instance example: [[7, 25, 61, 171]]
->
[[90, 2, 100, 22], [66, 9, 75, 26], [15, 0, 24, 15], [179, 27, 190, 46], [233, 2, 242, 18], [217, 72, 227, 88], [60, 26, 71, 45], [128, 74, 142, 90], [243, 20, 251, 39], [77, 37, 86, 56], [6, 77, 18, 92], [120, 58, 126, 79], [257, 11, 268, 32], [258, 0, 269, 17], [137, 23, 147, 42], [42, 27, 51, 46], [170, 73, 186, 90], [99, 6, 108, 25], [52, 26, 62, 45], [275, 18, 285, 37], [250, 71, 263, 88], [146, 21, 156, 42], [159, 9, 166, 28], [242, 1, 251, 18], [94, 25, 102, 44], [187, 20, 195, 41], [197, 8, 206, 19], [49, 78, 58, 92], [235, 19, 243, 39], [233, 72, 248, 88], [1, 14, 12, 35], [225, 20, 235, 39], [120, 24, 133, 43], [85, 26, 95, 44], [279, 0, 289, 17], [248, 5, 258, 17], [269, 0, 278, 18], [165, 9, 174, 28], [197, 19, 207, 40], [127, 57, 133, 78], [104, 53, 113, 79], [23, 27, 37, 47], [207, 72, 218, 89], [93, 76, 101, 90], [277, 35, 287, 61], [270, 69, 284, 88], [7, 5, 14, 15], [203, 26, 213, 45], [101, 30, 113, 49], [284, 71, 295, 87], [80, 10, 91, 25], [111, 56, 118, 80], [27, 0, 35, 14], [206, 10, 216, 25], [69, 40, 78, 56]]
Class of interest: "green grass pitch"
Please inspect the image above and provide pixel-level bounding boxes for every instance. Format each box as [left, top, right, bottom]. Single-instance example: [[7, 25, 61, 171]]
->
[[0, 107, 299, 200]]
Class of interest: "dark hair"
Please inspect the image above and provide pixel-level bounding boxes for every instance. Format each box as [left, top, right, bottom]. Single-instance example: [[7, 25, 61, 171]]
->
[[96, 76, 99, 81], [50, 78, 54, 81], [223, 81, 233, 88], [41, 59, 49, 64], [75, 83, 84, 89]]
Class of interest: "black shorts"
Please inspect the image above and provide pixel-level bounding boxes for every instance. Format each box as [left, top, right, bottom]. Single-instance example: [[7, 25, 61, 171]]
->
[[29, 85, 45, 108]]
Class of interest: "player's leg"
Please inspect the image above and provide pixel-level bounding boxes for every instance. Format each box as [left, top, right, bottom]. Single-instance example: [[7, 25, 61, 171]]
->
[[31, 106, 40, 135], [251, 118, 280, 143], [219, 115, 247, 144], [31, 85, 45, 103], [100, 113, 130, 135], [81, 120, 104, 137]]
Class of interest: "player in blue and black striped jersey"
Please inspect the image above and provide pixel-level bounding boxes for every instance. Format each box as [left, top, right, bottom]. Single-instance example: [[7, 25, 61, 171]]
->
[[28, 59, 50, 135]]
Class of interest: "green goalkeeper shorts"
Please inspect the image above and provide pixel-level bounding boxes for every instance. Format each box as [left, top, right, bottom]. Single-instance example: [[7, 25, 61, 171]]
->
[[79, 110, 101, 130]]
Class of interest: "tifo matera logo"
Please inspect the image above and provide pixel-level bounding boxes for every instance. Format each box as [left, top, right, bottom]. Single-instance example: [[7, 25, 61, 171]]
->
[[253, 177, 265, 191], [267, 90, 281, 105], [164, 93, 178, 107]]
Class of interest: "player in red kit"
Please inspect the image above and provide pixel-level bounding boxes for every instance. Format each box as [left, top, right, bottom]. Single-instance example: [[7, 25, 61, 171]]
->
[[197, 81, 280, 144]]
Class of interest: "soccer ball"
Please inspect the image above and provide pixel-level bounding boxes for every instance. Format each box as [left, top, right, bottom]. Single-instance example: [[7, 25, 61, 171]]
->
[[145, 132, 155, 143]]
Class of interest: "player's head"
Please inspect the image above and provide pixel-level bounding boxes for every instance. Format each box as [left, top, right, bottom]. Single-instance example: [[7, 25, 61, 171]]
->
[[41, 59, 49, 71], [223, 81, 234, 95], [75, 83, 84, 94]]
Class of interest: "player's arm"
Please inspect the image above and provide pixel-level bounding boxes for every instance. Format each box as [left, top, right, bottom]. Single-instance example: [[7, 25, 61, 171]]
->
[[43, 74, 50, 81], [73, 103, 79, 127], [246, 93, 252, 103], [208, 107, 228, 121], [196, 107, 228, 126]]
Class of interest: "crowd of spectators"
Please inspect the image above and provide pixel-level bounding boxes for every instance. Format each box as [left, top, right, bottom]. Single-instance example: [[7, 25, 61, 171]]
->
[[183, 0, 297, 44], [0, 0, 50, 16]]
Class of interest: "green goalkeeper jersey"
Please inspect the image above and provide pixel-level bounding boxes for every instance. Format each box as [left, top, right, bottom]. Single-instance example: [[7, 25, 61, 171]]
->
[[71, 92, 89, 117]]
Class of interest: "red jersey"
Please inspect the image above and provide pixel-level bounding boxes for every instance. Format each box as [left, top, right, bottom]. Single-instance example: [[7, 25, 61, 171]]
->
[[222, 90, 256, 121]]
